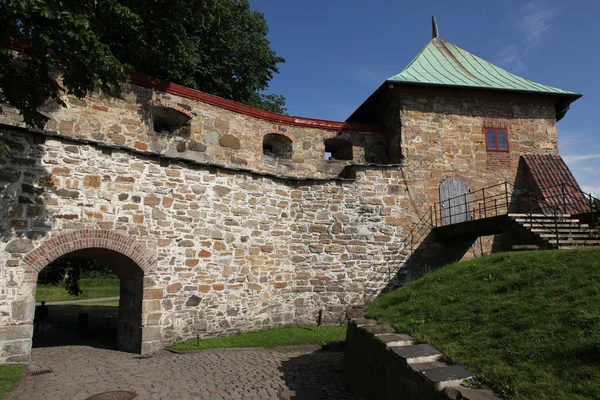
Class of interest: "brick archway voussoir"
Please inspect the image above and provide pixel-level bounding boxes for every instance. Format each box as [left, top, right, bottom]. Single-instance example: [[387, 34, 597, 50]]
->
[[23, 229, 157, 274]]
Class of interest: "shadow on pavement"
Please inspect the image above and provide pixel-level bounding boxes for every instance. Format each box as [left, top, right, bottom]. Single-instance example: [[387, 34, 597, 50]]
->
[[278, 342, 359, 400]]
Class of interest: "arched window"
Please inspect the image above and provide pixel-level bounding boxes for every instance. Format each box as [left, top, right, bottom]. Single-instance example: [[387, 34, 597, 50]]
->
[[324, 138, 353, 161], [263, 133, 293, 159], [152, 106, 191, 135]]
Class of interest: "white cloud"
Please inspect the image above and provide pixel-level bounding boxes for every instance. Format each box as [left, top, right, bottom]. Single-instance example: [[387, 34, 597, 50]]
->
[[497, 1, 558, 72], [520, 1, 558, 50], [497, 45, 527, 73], [581, 185, 600, 198], [562, 154, 600, 163]]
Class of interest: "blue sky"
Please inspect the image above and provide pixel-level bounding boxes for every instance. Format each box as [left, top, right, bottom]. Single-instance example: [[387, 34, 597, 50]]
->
[[253, 0, 599, 195]]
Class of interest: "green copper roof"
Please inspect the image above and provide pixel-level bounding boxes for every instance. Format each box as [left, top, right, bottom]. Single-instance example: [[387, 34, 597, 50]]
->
[[388, 38, 579, 96]]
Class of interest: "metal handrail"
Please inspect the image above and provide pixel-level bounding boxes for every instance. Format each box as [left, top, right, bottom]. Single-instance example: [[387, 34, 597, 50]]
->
[[433, 180, 600, 247]]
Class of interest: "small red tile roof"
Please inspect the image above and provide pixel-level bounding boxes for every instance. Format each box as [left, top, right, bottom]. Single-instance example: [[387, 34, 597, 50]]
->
[[522, 154, 588, 214]]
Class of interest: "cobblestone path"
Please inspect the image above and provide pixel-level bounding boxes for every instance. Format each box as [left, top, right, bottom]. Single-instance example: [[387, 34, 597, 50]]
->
[[17, 344, 358, 400]]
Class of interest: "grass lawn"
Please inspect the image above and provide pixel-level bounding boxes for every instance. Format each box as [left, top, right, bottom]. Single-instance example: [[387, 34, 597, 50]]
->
[[0, 365, 22, 399], [367, 248, 600, 400], [170, 325, 347, 351], [36, 279, 119, 302]]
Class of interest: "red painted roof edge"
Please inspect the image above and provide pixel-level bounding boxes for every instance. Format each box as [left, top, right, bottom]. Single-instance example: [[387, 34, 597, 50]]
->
[[129, 73, 382, 132], [2, 38, 382, 133]]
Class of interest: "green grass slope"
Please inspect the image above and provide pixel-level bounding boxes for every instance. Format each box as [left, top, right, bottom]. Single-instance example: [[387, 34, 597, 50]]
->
[[171, 326, 346, 351], [35, 278, 119, 302], [367, 249, 600, 400]]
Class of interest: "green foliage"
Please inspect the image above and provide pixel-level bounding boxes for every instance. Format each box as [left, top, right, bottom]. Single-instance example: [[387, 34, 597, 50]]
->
[[37, 258, 116, 296], [170, 325, 347, 351], [367, 249, 600, 400], [0, 0, 286, 128], [0, 365, 22, 399]]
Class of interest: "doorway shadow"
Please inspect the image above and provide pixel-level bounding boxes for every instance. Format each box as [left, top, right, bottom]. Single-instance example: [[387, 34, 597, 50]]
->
[[278, 345, 359, 400], [32, 303, 118, 350]]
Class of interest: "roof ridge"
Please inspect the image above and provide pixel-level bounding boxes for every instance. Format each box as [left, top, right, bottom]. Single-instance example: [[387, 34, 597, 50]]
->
[[437, 39, 490, 87], [386, 36, 580, 97]]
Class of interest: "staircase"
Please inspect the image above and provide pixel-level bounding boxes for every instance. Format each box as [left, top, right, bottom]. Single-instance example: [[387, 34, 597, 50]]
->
[[509, 213, 600, 249]]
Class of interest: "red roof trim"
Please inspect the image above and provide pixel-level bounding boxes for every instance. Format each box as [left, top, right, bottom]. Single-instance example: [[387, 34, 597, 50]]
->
[[129, 73, 382, 132]]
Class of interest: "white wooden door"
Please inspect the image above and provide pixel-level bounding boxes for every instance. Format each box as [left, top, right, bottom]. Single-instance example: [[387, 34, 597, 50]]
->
[[439, 177, 470, 225]]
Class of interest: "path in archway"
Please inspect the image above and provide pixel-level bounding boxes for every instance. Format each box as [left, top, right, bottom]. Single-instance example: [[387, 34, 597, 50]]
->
[[19, 345, 357, 400]]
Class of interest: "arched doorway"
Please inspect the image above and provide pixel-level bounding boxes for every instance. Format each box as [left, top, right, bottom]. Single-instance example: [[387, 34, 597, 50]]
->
[[439, 177, 471, 225], [23, 230, 158, 354]]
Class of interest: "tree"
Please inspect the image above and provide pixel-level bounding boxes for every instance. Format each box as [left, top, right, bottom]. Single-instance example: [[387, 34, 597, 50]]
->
[[0, 0, 286, 129], [38, 258, 115, 296]]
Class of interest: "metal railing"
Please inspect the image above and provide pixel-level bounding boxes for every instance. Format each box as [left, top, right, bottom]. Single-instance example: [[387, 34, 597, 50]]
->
[[340, 181, 600, 320], [359, 207, 434, 306], [432, 181, 600, 246]]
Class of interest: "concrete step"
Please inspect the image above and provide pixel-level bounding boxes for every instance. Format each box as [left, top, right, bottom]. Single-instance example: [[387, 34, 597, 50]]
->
[[539, 233, 598, 239], [519, 222, 590, 231], [548, 239, 600, 245], [530, 228, 595, 233], [513, 219, 585, 225], [557, 245, 600, 249], [509, 213, 571, 218]]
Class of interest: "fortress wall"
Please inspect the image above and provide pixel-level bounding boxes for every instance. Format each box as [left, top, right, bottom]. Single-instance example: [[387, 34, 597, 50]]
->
[[0, 128, 410, 362], [0, 82, 387, 179]]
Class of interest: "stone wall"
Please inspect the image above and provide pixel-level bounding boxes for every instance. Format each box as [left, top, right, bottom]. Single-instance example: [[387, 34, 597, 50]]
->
[[0, 74, 566, 363], [0, 81, 387, 179], [382, 86, 559, 260], [0, 127, 411, 362], [343, 306, 501, 400]]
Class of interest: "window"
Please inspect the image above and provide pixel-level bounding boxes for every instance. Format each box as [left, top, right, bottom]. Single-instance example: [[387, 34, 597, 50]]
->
[[324, 138, 353, 161], [263, 133, 293, 159], [485, 128, 508, 151], [152, 106, 191, 135]]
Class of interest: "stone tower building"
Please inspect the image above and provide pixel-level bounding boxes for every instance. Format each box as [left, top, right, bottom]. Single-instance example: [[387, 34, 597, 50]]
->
[[0, 26, 581, 362]]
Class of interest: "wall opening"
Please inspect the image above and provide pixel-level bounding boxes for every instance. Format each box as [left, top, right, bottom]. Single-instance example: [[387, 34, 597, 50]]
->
[[324, 138, 353, 161], [33, 248, 144, 353], [152, 106, 191, 135], [262, 133, 293, 159]]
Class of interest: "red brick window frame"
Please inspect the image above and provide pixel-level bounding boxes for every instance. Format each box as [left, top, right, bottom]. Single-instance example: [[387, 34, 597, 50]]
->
[[485, 128, 509, 152]]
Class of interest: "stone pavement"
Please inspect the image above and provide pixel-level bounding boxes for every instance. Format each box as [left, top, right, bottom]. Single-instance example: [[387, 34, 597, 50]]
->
[[16, 344, 359, 400]]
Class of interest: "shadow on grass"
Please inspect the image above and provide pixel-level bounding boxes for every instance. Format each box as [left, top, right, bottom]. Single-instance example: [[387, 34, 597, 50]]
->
[[33, 304, 118, 350], [278, 345, 358, 400]]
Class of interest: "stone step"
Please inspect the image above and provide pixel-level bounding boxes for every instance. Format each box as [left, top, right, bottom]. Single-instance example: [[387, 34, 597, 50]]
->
[[391, 344, 442, 364], [411, 361, 448, 371], [419, 365, 474, 390], [512, 244, 540, 251], [376, 333, 414, 347], [444, 386, 503, 400]]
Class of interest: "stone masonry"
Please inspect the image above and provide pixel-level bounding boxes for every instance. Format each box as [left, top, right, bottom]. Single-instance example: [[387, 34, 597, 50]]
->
[[0, 69, 568, 362]]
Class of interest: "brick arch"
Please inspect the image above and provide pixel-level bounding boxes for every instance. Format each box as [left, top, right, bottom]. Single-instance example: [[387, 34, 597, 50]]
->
[[23, 229, 157, 274]]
